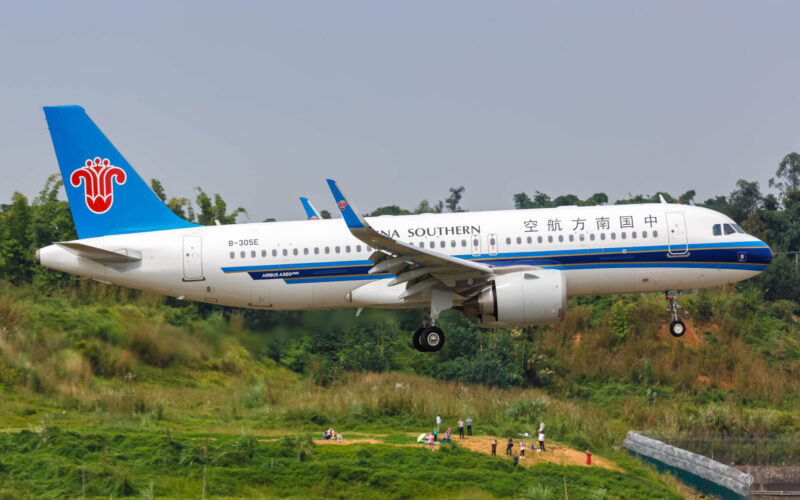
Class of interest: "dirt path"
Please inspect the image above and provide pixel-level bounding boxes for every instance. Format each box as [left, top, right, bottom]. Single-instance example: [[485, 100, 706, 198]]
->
[[315, 433, 622, 472]]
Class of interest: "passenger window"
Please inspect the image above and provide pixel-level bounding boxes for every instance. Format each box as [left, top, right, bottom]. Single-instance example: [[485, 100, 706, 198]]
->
[[240, 251, 245, 258], [366, 246, 372, 252], [261, 249, 267, 257], [516, 237, 522, 244], [335, 246, 341, 254], [579, 234, 585, 241], [356, 245, 362, 252], [325, 246, 330, 254], [440, 241, 446, 248], [600, 233, 606, 240], [451, 240, 456, 247], [346, 245, 351, 253], [569, 234, 574, 242], [251, 250, 256, 258], [419, 241, 424, 248], [620, 232, 626, 240], [631, 231, 637, 239], [610, 232, 616, 240], [538, 236, 543, 243], [229, 251, 235, 259], [653, 230, 658, 238], [490, 237, 496, 246], [723, 224, 736, 235], [272, 249, 277, 257], [473, 238, 479, 247], [527, 236, 532, 244], [429, 241, 435, 249], [558, 235, 563, 242], [712, 224, 722, 236], [314, 247, 320, 255], [642, 231, 648, 238], [547, 235, 553, 243], [293, 248, 298, 256], [590, 234, 595, 241], [461, 239, 467, 247], [304, 248, 309, 255], [505, 237, 511, 245], [282, 249, 287, 257]]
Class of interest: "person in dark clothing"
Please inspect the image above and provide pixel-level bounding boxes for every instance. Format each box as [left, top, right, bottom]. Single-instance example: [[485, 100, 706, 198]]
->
[[466, 416, 473, 436], [457, 418, 464, 439], [491, 439, 497, 456], [506, 437, 513, 456]]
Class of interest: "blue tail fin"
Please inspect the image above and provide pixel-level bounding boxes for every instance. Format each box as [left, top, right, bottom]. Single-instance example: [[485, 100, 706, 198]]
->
[[44, 105, 197, 239]]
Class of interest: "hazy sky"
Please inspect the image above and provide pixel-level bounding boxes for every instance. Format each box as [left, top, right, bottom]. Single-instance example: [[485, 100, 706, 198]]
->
[[1, 1, 797, 221]]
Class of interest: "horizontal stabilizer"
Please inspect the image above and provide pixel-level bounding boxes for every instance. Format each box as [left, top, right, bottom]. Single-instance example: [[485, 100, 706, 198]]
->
[[56, 241, 142, 263]]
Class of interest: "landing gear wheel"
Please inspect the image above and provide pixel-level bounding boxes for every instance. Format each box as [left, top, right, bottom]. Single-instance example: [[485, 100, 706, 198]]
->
[[412, 328, 425, 351], [421, 326, 445, 352], [670, 320, 686, 338]]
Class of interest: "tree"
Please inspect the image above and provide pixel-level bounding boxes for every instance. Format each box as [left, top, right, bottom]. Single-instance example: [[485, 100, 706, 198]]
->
[[727, 179, 763, 223], [770, 152, 800, 202], [445, 186, 465, 212], [195, 187, 246, 225], [320, 209, 331, 219], [369, 205, 410, 216], [414, 199, 443, 214]]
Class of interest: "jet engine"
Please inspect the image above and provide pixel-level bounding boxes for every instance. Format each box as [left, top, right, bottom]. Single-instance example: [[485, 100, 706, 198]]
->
[[462, 269, 566, 327]]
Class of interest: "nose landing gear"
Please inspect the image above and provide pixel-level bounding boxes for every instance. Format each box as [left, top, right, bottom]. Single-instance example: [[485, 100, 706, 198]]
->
[[666, 291, 686, 337]]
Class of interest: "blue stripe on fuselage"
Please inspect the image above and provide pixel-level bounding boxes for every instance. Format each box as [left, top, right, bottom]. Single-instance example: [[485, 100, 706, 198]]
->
[[222, 241, 772, 283]]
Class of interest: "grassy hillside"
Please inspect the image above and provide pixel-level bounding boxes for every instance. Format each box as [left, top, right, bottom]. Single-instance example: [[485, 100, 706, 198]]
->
[[0, 277, 798, 497]]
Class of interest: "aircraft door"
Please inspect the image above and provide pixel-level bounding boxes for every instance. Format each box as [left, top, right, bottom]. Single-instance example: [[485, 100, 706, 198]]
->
[[488, 233, 498, 256], [666, 212, 688, 256], [182, 235, 204, 281], [471, 231, 482, 257]]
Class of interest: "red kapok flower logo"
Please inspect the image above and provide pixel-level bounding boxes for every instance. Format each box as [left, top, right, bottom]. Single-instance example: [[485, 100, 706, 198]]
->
[[70, 157, 127, 214], [338, 200, 347, 211]]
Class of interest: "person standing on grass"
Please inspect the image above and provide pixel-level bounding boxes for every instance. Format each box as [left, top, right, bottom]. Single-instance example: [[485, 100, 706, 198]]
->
[[436, 414, 442, 431], [458, 418, 465, 439], [538, 430, 545, 452], [519, 440, 526, 459], [491, 439, 497, 456], [427, 432, 435, 450], [433, 427, 439, 442], [444, 427, 451, 444], [506, 437, 513, 456], [466, 416, 473, 436]]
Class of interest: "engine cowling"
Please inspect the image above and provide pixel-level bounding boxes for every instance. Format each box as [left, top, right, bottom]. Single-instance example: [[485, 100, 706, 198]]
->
[[463, 269, 566, 327]]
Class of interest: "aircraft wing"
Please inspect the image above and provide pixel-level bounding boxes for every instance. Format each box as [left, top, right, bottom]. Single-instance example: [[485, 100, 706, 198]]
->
[[299, 197, 321, 220], [326, 179, 493, 299]]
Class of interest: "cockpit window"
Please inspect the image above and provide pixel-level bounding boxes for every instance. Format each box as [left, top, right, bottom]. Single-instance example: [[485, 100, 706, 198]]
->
[[712, 224, 721, 236], [731, 223, 745, 234], [723, 223, 736, 235]]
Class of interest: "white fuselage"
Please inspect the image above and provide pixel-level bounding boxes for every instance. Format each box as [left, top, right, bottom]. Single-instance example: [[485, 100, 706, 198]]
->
[[38, 203, 772, 311]]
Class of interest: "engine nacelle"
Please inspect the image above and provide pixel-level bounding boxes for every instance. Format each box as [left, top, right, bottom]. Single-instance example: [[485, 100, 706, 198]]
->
[[463, 269, 566, 327]]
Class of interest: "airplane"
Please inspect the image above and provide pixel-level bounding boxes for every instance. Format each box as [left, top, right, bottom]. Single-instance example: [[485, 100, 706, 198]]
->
[[36, 106, 774, 352], [299, 197, 321, 220]]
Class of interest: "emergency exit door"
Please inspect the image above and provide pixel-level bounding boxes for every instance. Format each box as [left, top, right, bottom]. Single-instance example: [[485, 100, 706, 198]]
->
[[666, 212, 688, 256], [182, 236, 204, 281]]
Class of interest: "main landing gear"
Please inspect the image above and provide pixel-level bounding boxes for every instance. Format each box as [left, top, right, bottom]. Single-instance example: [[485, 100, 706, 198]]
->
[[413, 326, 445, 352], [412, 291, 451, 352], [666, 291, 686, 337]]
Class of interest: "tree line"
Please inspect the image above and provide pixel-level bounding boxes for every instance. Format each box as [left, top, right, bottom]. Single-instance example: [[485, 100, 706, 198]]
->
[[0, 153, 798, 299]]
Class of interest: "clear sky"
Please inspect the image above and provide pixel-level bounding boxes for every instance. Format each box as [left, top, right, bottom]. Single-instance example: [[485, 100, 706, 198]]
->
[[1, 1, 797, 221]]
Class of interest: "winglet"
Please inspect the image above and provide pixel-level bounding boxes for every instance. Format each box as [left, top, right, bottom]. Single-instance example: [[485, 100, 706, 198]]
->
[[299, 197, 321, 220], [326, 179, 367, 229]]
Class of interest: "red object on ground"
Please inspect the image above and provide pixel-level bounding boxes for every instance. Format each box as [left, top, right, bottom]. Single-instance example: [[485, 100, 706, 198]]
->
[[586, 450, 592, 465]]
